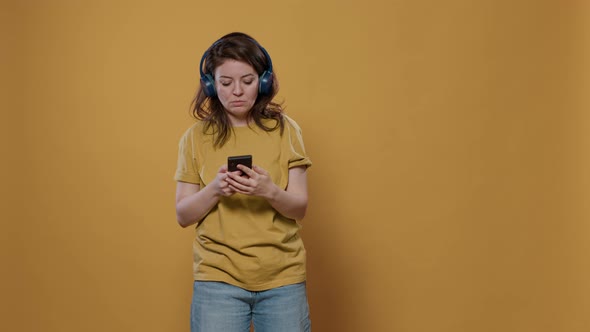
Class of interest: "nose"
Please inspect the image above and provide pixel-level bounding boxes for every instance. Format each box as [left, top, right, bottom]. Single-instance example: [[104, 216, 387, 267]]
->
[[232, 83, 244, 96]]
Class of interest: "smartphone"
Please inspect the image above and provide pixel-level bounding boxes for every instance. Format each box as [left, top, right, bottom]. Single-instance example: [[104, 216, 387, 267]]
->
[[228, 155, 252, 174]]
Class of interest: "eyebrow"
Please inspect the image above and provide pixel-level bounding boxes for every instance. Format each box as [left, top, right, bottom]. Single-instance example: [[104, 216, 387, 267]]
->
[[218, 73, 255, 79]]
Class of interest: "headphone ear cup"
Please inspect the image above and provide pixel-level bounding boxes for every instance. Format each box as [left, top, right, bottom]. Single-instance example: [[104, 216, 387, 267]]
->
[[258, 70, 273, 95], [201, 74, 216, 97]]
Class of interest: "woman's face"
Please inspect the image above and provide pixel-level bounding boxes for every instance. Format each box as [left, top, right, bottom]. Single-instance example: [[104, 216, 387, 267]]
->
[[214, 59, 259, 127]]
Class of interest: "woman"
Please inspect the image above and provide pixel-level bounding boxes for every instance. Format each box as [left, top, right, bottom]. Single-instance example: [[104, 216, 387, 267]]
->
[[174, 32, 312, 332]]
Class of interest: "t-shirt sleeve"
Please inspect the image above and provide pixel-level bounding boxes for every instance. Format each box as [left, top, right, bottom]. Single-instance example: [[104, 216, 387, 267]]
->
[[174, 128, 203, 185], [285, 117, 312, 169]]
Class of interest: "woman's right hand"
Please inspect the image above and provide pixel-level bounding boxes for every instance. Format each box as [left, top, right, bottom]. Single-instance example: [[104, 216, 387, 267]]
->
[[212, 165, 236, 197], [176, 165, 236, 227]]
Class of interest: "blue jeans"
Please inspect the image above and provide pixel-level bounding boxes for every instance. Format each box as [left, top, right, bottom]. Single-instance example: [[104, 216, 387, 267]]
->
[[191, 281, 311, 332]]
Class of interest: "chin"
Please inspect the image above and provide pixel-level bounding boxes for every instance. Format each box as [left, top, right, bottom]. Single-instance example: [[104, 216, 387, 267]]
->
[[226, 110, 250, 122], [231, 107, 252, 115]]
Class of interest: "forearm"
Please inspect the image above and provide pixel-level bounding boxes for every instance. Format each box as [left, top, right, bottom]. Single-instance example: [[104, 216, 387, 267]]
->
[[176, 185, 220, 228], [265, 184, 308, 220]]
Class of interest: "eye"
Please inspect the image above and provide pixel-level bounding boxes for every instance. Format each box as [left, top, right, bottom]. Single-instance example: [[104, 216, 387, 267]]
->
[[244, 80, 254, 85], [220, 81, 231, 87]]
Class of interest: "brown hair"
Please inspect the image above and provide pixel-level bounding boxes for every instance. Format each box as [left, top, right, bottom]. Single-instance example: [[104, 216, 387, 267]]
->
[[190, 32, 284, 148]]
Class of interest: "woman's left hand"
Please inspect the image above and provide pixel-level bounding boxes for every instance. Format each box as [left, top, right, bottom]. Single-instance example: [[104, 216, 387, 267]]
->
[[225, 165, 278, 199]]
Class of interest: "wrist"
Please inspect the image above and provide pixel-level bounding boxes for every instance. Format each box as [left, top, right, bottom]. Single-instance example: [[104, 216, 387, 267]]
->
[[265, 184, 281, 202], [204, 182, 222, 198]]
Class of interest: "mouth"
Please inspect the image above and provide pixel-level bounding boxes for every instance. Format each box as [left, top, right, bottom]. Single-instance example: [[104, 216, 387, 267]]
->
[[230, 101, 246, 106]]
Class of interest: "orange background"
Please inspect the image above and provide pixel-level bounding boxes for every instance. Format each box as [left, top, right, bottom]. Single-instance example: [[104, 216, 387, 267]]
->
[[3, 0, 589, 331]]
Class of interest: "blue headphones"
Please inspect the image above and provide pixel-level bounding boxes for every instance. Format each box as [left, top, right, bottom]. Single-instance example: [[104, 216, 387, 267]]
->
[[199, 38, 274, 98]]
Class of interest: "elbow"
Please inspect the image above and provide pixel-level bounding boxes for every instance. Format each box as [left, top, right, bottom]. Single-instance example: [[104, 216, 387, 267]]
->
[[294, 201, 308, 221], [176, 214, 189, 228], [176, 207, 196, 228], [177, 217, 191, 228], [280, 203, 307, 221], [295, 212, 306, 221]]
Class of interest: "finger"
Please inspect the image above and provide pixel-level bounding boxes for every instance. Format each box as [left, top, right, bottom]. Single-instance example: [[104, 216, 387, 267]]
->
[[226, 177, 251, 192], [228, 184, 247, 194], [228, 184, 248, 195], [219, 182, 230, 195], [219, 164, 228, 173], [227, 171, 249, 183], [237, 164, 257, 177], [219, 180, 229, 192], [219, 174, 231, 185], [226, 171, 240, 178]]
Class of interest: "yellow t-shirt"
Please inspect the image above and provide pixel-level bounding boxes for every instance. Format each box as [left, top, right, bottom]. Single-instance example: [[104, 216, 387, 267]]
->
[[174, 115, 312, 291]]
